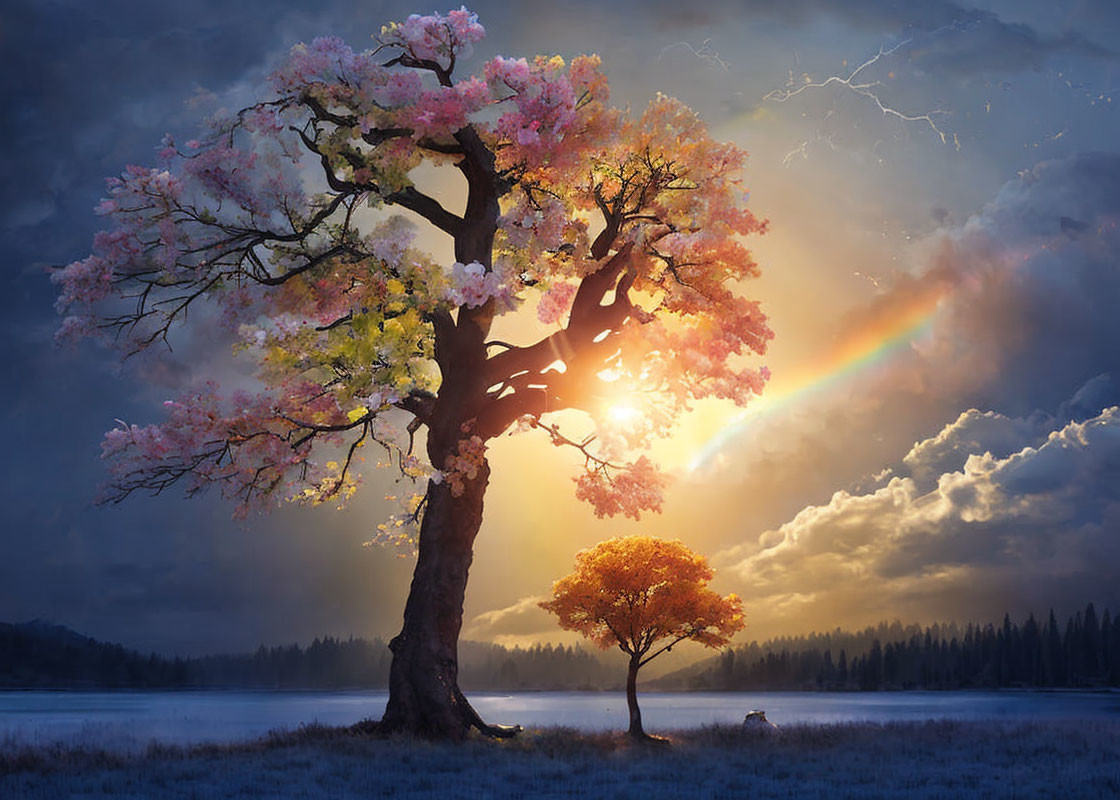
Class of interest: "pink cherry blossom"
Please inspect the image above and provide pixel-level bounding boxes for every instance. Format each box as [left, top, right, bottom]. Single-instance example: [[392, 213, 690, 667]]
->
[[57, 6, 771, 532], [381, 8, 485, 69], [536, 281, 577, 325], [573, 456, 669, 520]]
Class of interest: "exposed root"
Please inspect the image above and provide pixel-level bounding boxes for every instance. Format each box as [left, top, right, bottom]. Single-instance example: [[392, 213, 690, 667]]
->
[[456, 687, 523, 739], [630, 732, 672, 747], [352, 690, 524, 741], [473, 721, 524, 739]]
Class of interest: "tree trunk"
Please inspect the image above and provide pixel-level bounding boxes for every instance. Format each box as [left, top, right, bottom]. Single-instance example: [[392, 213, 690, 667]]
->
[[626, 655, 644, 739], [378, 459, 519, 740], [376, 122, 508, 741], [378, 464, 483, 738]]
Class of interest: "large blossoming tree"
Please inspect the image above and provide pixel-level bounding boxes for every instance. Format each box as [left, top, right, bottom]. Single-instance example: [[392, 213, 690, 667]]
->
[[54, 8, 771, 739]]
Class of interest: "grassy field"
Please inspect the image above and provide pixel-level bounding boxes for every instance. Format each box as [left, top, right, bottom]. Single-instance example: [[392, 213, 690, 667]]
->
[[3, 719, 1119, 798]]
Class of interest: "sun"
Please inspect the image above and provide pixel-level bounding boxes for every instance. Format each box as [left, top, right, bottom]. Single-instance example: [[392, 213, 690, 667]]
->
[[607, 402, 641, 426]]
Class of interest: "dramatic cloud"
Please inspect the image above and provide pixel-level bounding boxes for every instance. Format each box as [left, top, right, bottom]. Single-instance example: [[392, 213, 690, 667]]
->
[[462, 595, 562, 647], [907, 151, 1120, 415], [718, 401, 1120, 638], [899, 11, 1113, 78], [645, 0, 1115, 73], [902, 408, 1053, 486], [702, 151, 1120, 488], [901, 374, 1119, 486], [693, 152, 1120, 640]]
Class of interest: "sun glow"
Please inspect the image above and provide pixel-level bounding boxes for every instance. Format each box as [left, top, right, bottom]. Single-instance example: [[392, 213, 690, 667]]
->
[[607, 402, 641, 426]]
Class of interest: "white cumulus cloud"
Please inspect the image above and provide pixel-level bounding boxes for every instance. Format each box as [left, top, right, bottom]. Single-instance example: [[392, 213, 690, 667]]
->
[[718, 403, 1120, 637]]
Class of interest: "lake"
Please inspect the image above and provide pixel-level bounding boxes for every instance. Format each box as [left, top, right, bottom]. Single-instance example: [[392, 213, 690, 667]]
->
[[2, 690, 1118, 750]]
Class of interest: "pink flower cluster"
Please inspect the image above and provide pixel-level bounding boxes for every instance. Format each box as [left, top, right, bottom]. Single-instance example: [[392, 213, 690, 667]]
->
[[381, 7, 486, 69], [242, 104, 286, 137], [54, 315, 97, 344], [499, 192, 569, 252], [446, 260, 519, 311], [382, 71, 423, 105], [182, 144, 265, 218], [271, 36, 404, 122], [536, 280, 577, 325], [100, 383, 308, 516], [573, 456, 669, 520], [442, 435, 487, 497], [271, 36, 372, 94], [52, 252, 115, 312], [407, 76, 491, 139], [54, 111, 312, 346], [619, 294, 773, 408], [53, 166, 180, 337], [483, 55, 578, 157]]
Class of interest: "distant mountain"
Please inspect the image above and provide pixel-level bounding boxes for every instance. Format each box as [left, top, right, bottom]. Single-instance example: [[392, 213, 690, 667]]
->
[[0, 620, 187, 688], [9, 619, 94, 647], [0, 621, 618, 691]]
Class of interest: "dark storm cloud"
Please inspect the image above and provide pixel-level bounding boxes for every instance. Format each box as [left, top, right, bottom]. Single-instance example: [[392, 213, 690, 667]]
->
[[902, 374, 1120, 486], [95, 561, 257, 614], [787, 150, 1120, 426], [901, 15, 1112, 77], [640, 0, 1114, 78], [913, 151, 1120, 415], [644, 0, 1113, 44], [1, 0, 400, 270]]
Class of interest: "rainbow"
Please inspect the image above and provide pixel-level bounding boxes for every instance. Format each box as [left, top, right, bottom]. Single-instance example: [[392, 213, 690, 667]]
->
[[688, 280, 948, 472]]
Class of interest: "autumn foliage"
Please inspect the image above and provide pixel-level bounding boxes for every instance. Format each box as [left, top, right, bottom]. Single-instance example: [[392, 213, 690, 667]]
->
[[541, 536, 743, 738]]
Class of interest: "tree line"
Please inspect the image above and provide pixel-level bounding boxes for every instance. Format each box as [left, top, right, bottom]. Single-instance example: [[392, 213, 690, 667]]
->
[[662, 604, 1120, 691], [8, 605, 1120, 692], [0, 621, 616, 690]]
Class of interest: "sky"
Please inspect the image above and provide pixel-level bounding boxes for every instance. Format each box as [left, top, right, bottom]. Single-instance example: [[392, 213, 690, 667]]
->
[[2, 0, 1119, 660]]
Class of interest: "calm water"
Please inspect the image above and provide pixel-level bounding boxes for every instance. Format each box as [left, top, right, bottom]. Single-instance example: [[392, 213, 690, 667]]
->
[[1, 690, 1118, 749]]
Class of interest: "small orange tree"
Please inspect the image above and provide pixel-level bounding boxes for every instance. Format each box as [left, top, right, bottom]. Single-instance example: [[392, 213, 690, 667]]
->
[[540, 536, 744, 739]]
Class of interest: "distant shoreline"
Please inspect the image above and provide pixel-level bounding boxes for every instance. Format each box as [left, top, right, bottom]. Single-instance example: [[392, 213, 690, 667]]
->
[[4, 684, 1120, 694], [4, 720, 1120, 799]]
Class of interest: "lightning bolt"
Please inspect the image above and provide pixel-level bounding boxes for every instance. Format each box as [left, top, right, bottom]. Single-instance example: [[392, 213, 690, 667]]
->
[[765, 39, 958, 153], [658, 39, 729, 71]]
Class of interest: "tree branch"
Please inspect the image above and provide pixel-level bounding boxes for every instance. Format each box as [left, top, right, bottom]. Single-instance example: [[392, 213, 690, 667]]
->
[[394, 389, 437, 425], [384, 186, 463, 236], [639, 633, 692, 668], [483, 242, 634, 387]]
